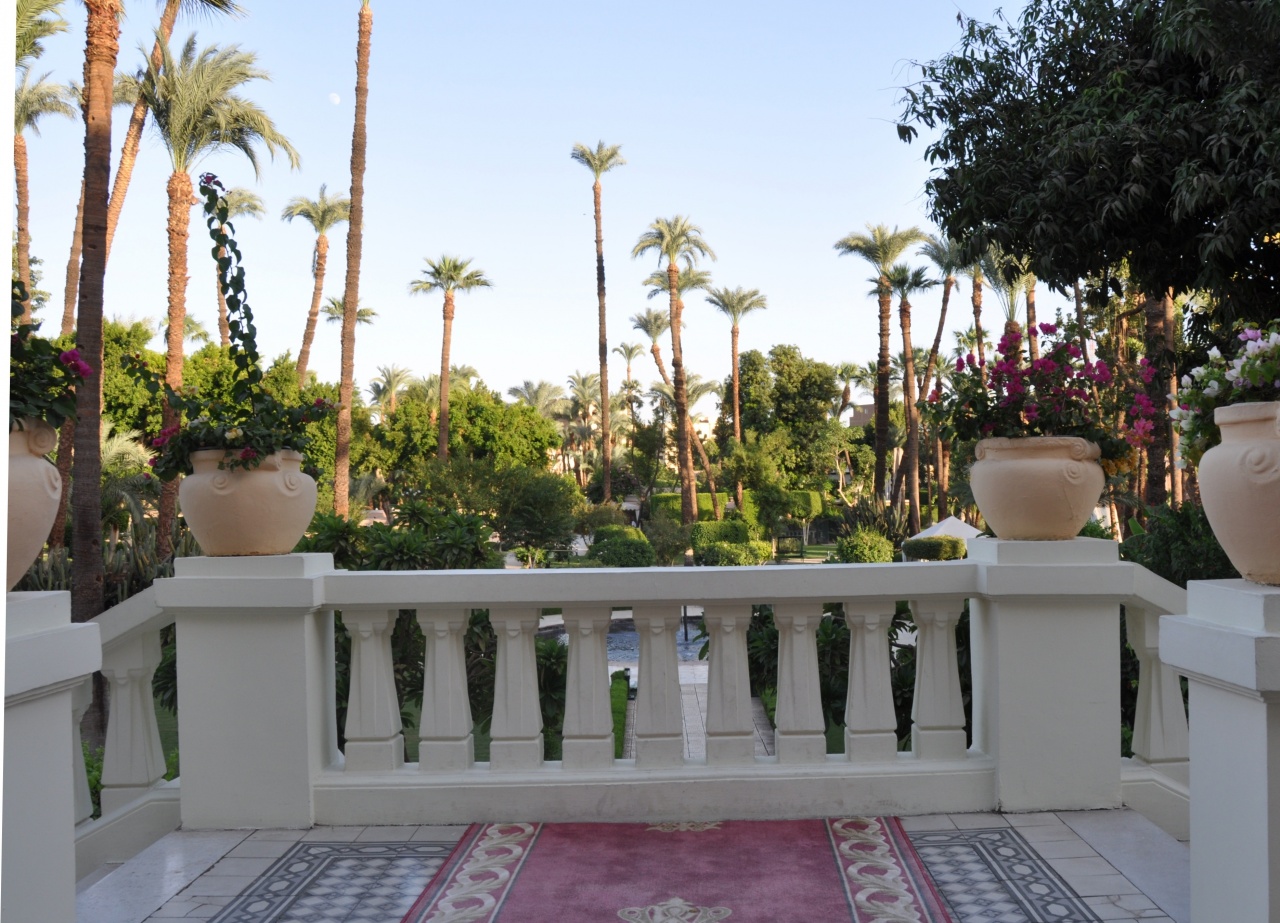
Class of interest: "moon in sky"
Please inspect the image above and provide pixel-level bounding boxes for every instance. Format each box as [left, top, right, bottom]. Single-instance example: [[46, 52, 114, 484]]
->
[[328, 93, 341, 105]]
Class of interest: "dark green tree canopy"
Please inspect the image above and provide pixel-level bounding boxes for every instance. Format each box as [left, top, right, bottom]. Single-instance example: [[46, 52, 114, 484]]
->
[[898, 0, 1280, 322]]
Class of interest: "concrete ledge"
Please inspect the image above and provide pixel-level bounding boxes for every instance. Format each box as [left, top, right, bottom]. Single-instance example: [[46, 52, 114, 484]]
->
[[311, 756, 997, 826], [75, 785, 181, 881], [1121, 760, 1190, 841]]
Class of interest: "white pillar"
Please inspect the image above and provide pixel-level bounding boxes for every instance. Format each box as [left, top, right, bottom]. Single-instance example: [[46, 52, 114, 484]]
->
[[4, 591, 101, 923], [99, 631, 167, 813], [772, 602, 826, 763], [341, 608, 404, 772], [632, 605, 684, 768], [843, 601, 899, 761], [1162, 579, 1280, 923], [703, 604, 755, 765], [488, 608, 543, 770], [910, 598, 968, 760], [1126, 604, 1189, 776], [155, 554, 335, 829], [416, 609, 474, 772], [561, 607, 614, 770], [968, 538, 1122, 811]]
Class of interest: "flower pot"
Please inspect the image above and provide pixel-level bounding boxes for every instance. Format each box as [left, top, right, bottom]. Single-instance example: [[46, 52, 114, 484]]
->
[[8, 418, 62, 590], [1198, 401, 1280, 585], [179, 449, 317, 556], [970, 436, 1105, 540]]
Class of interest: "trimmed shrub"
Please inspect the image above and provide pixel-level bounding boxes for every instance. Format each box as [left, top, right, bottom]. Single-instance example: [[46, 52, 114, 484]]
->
[[902, 536, 967, 561], [690, 519, 751, 553], [589, 536, 656, 568], [642, 512, 692, 566], [834, 528, 893, 563], [650, 491, 730, 522], [700, 540, 773, 566], [776, 537, 802, 556], [594, 524, 644, 544]]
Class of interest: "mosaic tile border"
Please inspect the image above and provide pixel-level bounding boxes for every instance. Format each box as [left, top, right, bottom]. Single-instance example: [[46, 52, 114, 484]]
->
[[908, 827, 1103, 923], [208, 841, 455, 923]]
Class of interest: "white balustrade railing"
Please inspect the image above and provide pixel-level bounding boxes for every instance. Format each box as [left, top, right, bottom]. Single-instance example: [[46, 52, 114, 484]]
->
[[60, 537, 1192, 865]]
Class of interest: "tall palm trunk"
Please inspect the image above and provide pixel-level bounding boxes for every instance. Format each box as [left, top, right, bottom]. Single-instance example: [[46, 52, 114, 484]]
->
[[296, 233, 328, 387], [731, 322, 744, 510], [103, 0, 180, 262], [62, 177, 86, 331], [667, 262, 696, 524], [922, 274, 953, 405], [157, 170, 192, 559], [592, 178, 611, 502], [874, 277, 892, 499], [438, 292, 454, 460], [335, 0, 373, 517], [650, 343, 671, 386], [1025, 278, 1039, 361], [73, 0, 123, 749], [15, 133, 35, 322], [972, 270, 987, 384], [1143, 288, 1173, 507], [900, 295, 921, 535], [647, 341, 716, 515], [49, 248, 82, 550]]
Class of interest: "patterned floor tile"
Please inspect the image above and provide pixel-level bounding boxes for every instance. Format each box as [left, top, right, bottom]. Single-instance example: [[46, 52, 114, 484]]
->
[[206, 841, 455, 923], [909, 827, 1103, 923]]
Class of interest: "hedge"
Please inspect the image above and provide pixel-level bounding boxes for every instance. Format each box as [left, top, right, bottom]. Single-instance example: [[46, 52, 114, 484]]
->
[[902, 536, 967, 561], [587, 535, 656, 567], [650, 491, 730, 521], [833, 528, 893, 563], [690, 519, 752, 551], [699, 540, 773, 566], [593, 524, 644, 544]]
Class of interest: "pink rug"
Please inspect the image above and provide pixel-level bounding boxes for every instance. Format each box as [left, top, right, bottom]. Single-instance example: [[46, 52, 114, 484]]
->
[[402, 817, 954, 922]]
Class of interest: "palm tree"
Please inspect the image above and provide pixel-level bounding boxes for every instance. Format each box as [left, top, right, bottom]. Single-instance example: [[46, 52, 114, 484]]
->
[[138, 32, 299, 555], [334, 0, 373, 518], [643, 266, 713, 304], [369, 364, 413, 420], [14, 70, 75, 322], [834, 223, 926, 498], [103, 0, 243, 262], [571, 140, 626, 502], [508, 380, 566, 418], [983, 244, 1034, 352], [16, 0, 68, 69], [214, 187, 264, 346], [960, 257, 989, 379], [407, 255, 492, 460], [887, 263, 938, 533], [704, 285, 766, 509], [632, 308, 673, 385], [613, 341, 643, 384], [651, 374, 726, 518], [632, 216, 715, 524], [281, 184, 351, 386], [322, 295, 376, 327], [567, 370, 602, 426], [920, 235, 964, 522]]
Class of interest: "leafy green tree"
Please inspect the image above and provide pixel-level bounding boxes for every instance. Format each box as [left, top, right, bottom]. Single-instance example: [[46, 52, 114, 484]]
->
[[448, 387, 560, 468], [834, 224, 926, 497], [490, 467, 581, 554], [102, 319, 165, 437], [408, 255, 492, 460], [281, 184, 350, 386]]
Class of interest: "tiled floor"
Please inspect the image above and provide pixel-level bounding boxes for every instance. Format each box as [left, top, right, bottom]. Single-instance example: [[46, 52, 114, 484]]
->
[[77, 811, 1188, 923]]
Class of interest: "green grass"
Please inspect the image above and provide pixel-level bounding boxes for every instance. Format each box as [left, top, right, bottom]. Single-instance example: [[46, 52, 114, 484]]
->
[[611, 670, 630, 758]]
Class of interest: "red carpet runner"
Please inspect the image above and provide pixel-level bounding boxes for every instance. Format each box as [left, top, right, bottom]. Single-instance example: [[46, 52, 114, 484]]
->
[[402, 817, 954, 922]]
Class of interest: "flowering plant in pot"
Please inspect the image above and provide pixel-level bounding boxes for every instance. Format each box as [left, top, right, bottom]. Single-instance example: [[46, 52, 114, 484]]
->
[[126, 174, 336, 555], [1170, 322, 1280, 584], [8, 280, 93, 587], [925, 322, 1156, 539]]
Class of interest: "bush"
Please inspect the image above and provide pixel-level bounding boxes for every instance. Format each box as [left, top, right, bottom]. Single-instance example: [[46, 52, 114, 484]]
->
[[1121, 501, 1238, 588], [902, 536, 967, 561], [776, 537, 802, 556], [650, 491, 730, 522], [700, 540, 772, 566], [1077, 518, 1113, 540], [642, 511, 692, 566], [834, 528, 894, 563], [594, 524, 644, 544], [690, 519, 751, 556], [589, 536, 656, 568]]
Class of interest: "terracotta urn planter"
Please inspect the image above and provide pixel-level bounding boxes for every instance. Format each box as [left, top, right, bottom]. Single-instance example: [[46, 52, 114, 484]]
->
[[179, 449, 317, 556], [969, 436, 1105, 540], [1198, 401, 1280, 585], [8, 418, 62, 590]]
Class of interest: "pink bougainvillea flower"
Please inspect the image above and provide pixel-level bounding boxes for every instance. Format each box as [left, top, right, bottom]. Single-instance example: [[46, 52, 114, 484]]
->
[[239, 446, 258, 461]]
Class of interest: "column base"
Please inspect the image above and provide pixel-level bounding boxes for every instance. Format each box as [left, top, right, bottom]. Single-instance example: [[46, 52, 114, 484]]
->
[[419, 736, 474, 772], [490, 736, 544, 771], [634, 735, 684, 768], [344, 736, 404, 772], [912, 727, 967, 761], [776, 730, 826, 763], [846, 730, 899, 762], [562, 736, 615, 770], [707, 734, 755, 766]]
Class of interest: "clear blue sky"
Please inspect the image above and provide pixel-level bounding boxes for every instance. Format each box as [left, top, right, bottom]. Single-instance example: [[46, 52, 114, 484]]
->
[[25, 0, 1061, 418]]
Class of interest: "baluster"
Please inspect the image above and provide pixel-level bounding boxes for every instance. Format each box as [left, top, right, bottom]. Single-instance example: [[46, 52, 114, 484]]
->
[[1127, 604, 1189, 771], [416, 609, 474, 771], [488, 608, 544, 770], [772, 602, 826, 763], [843, 601, 899, 762], [99, 631, 167, 815], [703, 604, 755, 765], [71, 678, 94, 823], [341, 608, 404, 771], [561, 607, 614, 769], [910, 599, 968, 760], [632, 605, 684, 768]]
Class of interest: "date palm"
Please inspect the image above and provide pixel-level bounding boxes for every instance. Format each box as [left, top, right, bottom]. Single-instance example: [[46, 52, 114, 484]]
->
[[920, 235, 965, 521], [571, 140, 626, 501], [213, 187, 264, 346], [508, 380, 566, 419], [567, 370, 602, 427], [103, 0, 243, 262], [14, 70, 75, 322], [887, 263, 938, 533], [282, 184, 350, 387], [334, 0, 373, 517], [632, 216, 715, 524], [408, 255, 492, 460], [322, 295, 376, 327], [613, 341, 643, 384], [835, 223, 926, 498], [16, 0, 68, 69], [369, 364, 413, 420], [138, 32, 299, 553], [650, 374, 725, 518], [632, 308, 674, 385], [705, 285, 766, 509]]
